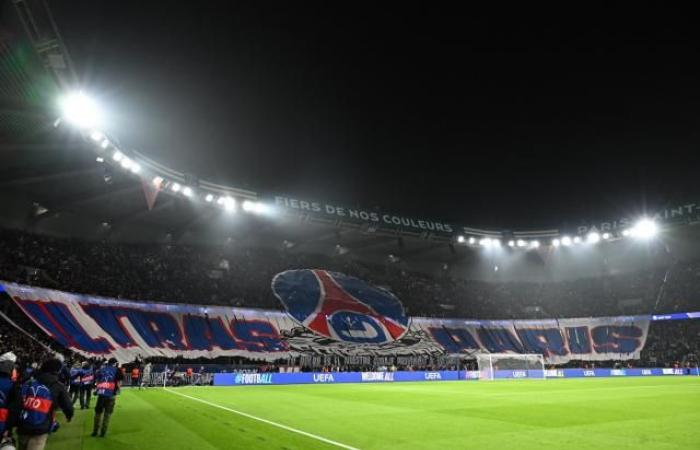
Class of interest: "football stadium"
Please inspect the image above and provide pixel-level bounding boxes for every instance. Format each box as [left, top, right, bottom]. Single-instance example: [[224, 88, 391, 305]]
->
[[1, 2, 699, 450]]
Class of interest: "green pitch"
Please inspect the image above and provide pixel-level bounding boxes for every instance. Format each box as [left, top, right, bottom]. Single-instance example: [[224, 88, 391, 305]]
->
[[46, 377, 699, 450]]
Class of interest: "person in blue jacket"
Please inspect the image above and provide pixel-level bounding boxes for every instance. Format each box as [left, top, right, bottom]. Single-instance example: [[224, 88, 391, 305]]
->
[[91, 358, 123, 438], [68, 364, 82, 406], [79, 362, 94, 410]]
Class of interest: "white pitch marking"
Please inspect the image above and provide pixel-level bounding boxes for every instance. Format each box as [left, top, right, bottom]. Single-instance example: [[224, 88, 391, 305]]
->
[[164, 388, 360, 450]]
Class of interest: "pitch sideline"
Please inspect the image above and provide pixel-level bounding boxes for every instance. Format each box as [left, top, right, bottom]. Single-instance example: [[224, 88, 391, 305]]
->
[[164, 388, 361, 450]]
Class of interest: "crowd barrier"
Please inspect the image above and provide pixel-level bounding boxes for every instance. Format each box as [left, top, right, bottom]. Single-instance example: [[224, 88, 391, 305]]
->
[[213, 367, 699, 386]]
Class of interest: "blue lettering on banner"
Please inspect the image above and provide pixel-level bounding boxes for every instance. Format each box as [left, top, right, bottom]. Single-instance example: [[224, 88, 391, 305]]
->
[[516, 328, 568, 357], [565, 326, 592, 354], [428, 327, 479, 353], [591, 325, 643, 354], [15, 299, 112, 353], [477, 328, 525, 353]]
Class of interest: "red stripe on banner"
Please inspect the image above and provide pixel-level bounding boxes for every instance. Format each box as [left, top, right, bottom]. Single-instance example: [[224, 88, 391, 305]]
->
[[0, 408, 8, 421], [311, 270, 407, 339]]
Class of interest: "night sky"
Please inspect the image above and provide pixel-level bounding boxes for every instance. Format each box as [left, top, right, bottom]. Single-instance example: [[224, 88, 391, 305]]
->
[[50, 3, 700, 229]]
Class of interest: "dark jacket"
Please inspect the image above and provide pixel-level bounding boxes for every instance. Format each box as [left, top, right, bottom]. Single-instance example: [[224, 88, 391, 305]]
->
[[0, 374, 19, 433], [17, 372, 74, 436]]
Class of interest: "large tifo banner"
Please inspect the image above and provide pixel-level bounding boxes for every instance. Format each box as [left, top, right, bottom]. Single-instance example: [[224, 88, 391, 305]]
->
[[1, 278, 651, 364]]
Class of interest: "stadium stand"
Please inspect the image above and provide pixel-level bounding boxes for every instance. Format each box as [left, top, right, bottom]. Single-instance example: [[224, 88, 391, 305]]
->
[[1, 228, 698, 319], [1, 227, 699, 372]]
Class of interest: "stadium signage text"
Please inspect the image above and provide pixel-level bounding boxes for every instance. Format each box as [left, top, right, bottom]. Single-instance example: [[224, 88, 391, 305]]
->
[[361, 372, 395, 382], [313, 374, 335, 383], [272, 194, 700, 239], [274, 196, 454, 234], [214, 368, 700, 386], [234, 373, 273, 385], [576, 202, 699, 234]]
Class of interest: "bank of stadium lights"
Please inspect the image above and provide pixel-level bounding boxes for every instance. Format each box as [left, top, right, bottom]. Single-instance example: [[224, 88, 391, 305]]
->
[[58, 91, 102, 129], [223, 197, 236, 212], [242, 200, 268, 214], [205, 194, 214, 203], [182, 186, 193, 197], [587, 232, 600, 244], [628, 218, 658, 239], [529, 240, 540, 249]]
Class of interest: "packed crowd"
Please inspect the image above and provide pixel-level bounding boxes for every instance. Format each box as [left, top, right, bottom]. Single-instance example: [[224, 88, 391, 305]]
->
[[1, 228, 698, 319]]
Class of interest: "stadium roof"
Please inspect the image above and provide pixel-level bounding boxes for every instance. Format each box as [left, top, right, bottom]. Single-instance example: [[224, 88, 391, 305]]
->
[[2, 2, 700, 282]]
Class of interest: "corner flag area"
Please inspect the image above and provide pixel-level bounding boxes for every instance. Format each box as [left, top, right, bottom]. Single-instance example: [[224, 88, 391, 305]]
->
[[49, 377, 699, 450]]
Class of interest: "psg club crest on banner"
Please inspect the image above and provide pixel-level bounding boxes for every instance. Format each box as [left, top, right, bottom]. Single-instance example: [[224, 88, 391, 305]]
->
[[272, 269, 410, 344]]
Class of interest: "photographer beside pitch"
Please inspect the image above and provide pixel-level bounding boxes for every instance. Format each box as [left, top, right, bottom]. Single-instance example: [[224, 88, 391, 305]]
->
[[91, 358, 123, 438]]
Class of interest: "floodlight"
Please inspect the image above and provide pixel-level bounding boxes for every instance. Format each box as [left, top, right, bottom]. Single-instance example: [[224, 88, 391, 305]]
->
[[112, 151, 123, 162], [631, 218, 658, 239], [587, 232, 600, 244], [457, 235, 465, 243], [205, 194, 214, 202], [90, 130, 103, 142], [508, 240, 515, 247], [120, 158, 132, 170], [552, 238, 560, 247], [622, 229, 631, 237], [479, 238, 490, 247], [245, 201, 268, 214], [561, 236, 572, 246], [516, 239, 527, 248], [602, 232, 611, 240], [171, 183, 181, 193], [216, 197, 225, 205], [468, 237, 476, 244], [223, 197, 236, 212], [529, 240, 540, 249], [95, 156, 104, 163], [58, 91, 102, 129], [491, 239, 501, 248], [130, 163, 141, 174], [573, 236, 582, 244], [182, 187, 193, 197], [100, 139, 110, 149], [152, 176, 163, 187]]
